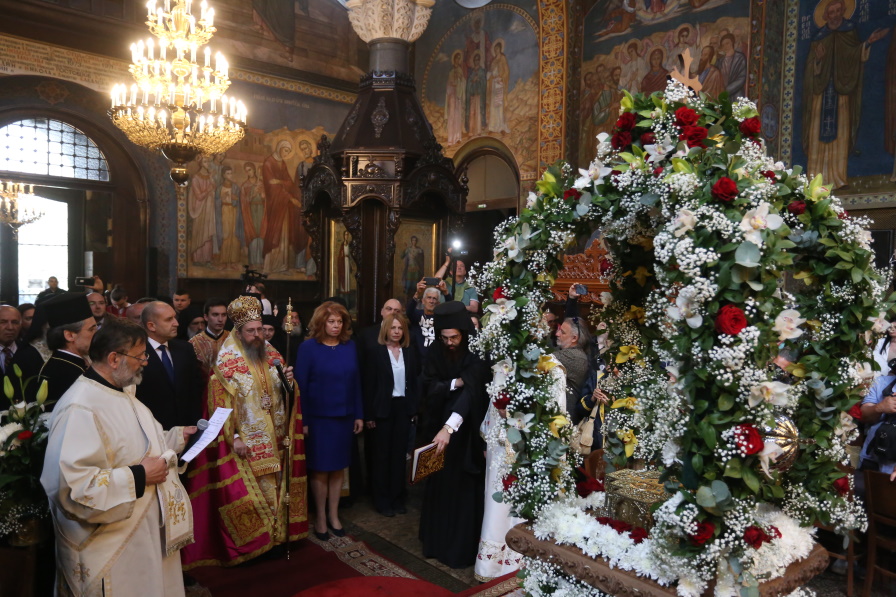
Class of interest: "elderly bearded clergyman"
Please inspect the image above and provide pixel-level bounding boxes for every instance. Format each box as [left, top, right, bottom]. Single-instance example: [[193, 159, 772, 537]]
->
[[41, 317, 196, 597]]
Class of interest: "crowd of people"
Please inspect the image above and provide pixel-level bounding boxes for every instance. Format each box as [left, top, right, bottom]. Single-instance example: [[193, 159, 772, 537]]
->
[[10, 260, 896, 594]]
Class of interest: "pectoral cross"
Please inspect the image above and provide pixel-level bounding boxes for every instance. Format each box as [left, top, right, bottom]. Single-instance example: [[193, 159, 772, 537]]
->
[[670, 48, 703, 93]]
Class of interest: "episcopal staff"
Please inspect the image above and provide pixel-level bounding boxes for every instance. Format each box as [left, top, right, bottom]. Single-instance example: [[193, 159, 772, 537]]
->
[[181, 296, 308, 568], [41, 318, 196, 596], [38, 292, 97, 409]]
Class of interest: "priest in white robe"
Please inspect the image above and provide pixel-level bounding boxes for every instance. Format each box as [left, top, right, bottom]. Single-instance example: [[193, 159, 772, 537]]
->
[[41, 317, 196, 597]]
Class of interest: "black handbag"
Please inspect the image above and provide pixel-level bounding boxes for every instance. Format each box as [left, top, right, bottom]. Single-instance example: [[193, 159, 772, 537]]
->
[[871, 377, 896, 462]]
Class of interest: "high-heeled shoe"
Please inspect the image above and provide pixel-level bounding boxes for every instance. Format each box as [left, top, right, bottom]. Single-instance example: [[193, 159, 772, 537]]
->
[[327, 519, 346, 537]]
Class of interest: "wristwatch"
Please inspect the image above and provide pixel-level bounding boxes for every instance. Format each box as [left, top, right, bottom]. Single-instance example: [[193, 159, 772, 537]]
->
[[442, 424, 454, 435]]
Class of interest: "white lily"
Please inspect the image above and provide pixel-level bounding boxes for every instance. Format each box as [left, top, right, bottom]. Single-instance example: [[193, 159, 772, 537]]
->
[[575, 190, 593, 217], [486, 298, 518, 321], [773, 309, 806, 342], [526, 191, 537, 209], [758, 440, 785, 477], [739, 201, 783, 247], [599, 291, 613, 306], [836, 411, 857, 440], [667, 289, 703, 328], [507, 411, 535, 432], [868, 311, 889, 334], [644, 134, 675, 164], [747, 381, 791, 408], [492, 358, 516, 387], [671, 208, 697, 238], [574, 160, 613, 190]]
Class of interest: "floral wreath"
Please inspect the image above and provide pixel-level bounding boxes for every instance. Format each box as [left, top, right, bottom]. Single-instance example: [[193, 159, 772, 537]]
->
[[471, 79, 892, 595]]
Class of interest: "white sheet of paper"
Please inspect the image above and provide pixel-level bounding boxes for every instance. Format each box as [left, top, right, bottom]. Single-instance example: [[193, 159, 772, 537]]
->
[[180, 407, 233, 463]]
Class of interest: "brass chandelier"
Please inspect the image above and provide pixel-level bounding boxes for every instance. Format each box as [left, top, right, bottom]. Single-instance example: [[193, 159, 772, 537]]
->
[[110, 0, 247, 185], [0, 181, 42, 237]]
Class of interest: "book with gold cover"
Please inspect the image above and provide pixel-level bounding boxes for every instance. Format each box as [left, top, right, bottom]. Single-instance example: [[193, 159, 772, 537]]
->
[[409, 442, 444, 484]]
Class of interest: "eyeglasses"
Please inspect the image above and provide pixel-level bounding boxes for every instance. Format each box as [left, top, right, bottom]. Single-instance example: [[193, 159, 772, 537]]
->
[[116, 351, 149, 363]]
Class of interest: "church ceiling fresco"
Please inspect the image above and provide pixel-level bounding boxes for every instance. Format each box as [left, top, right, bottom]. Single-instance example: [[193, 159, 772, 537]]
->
[[580, 0, 750, 169], [416, 2, 540, 180]]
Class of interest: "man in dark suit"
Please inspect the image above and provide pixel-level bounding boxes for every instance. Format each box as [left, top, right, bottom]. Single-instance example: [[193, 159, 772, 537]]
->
[[0, 305, 44, 402], [38, 293, 97, 409], [137, 301, 203, 430]]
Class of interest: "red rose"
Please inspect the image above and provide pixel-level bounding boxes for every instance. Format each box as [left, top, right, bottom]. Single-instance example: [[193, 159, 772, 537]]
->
[[679, 125, 708, 148], [653, 166, 664, 177], [761, 170, 777, 182], [739, 117, 761, 137], [576, 476, 604, 498], [17, 430, 33, 441], [833, 476, 850, 496], [564, 188, 582, 202], [493, 287, 506, 301], [848, 402, 863, 420], [787, 200, 807, 215], [711, 176, 739, 202], [640, 132, 656, 146], [838, 211, 849, 220], [493, 392, 511, 410], [629, 527, 648, 544], [596, 516, 612, 526], [612, 131, 632, 150], [609, 519, 633, 534], [616, 112, 636, 131], [734, 424, 764, 456], [689, 521, 715, 546], [715, 305, 747, 336], [502, 474, 518, 492], [598, 258, 613, 275], [743, 525, 768, 549], [675, 106, 699, 127]]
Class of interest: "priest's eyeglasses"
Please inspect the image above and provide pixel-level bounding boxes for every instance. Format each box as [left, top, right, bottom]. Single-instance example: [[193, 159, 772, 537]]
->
[[116, 351, 150, 363]]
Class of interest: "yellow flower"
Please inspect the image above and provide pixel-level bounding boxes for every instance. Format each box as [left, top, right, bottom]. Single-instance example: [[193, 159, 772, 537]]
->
[[786, 362, 808, 378], [551, 467, 563, 483], [616, 429, 638, 458], [793, 270, 816, 286], [549, 414, 569, 438], [633, 266, 652, 286], [36, 379, 48, 405], [615, 345, 641, 364], [622, 306, 646, 324], [611, 397, 637, 411], [805, 319, 823, 333], [537, 355, 559, 374]]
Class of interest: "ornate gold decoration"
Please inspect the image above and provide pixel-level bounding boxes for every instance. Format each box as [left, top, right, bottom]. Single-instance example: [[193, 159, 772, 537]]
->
[[227, 296, 262, 329], [762, 414, 801, 476], [109, 0, 247, 185], [537, 0, 567, 167], [602, 469, 669, 531], [344, 0, 435, 43]]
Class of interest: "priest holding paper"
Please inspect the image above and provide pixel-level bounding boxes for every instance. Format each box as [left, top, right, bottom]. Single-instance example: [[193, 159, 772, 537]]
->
[[41, 317, 196, 597], [182, 295, 308, 568]]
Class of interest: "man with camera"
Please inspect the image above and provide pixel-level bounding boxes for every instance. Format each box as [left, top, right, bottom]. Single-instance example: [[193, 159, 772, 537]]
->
[[859, 357, 896, 481]]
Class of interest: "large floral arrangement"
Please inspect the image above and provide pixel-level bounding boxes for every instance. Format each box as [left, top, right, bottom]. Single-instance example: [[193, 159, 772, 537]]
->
[[0, 373, 50, 540], [472, 79, 892, 596]]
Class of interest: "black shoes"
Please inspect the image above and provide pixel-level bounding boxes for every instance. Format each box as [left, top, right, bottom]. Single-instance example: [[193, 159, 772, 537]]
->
[[313, 528, 330, 541], [327, 519, 347, 537]]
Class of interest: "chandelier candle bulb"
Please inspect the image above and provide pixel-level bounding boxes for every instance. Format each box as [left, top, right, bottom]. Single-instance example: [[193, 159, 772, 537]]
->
[[165, 0, 170, 12], [146, 0, 154, 18], [207, 7, 214, 26], [147, 38, 154, 60], [204, 46, 210, 67]]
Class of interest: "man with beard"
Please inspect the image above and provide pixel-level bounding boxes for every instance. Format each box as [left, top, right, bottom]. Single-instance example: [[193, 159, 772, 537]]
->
[[419, 302, 489, 568], [38, 293, 97, 409], [182, 296, 308, 567], [41, 317, 196, 596]]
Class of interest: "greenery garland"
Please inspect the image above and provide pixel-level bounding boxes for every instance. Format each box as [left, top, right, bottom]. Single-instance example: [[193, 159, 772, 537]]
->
[[472, 80, 893, 594]]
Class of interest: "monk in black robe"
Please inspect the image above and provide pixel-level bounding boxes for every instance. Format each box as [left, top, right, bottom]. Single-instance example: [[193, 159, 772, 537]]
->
[[418, 302, 489, 568]]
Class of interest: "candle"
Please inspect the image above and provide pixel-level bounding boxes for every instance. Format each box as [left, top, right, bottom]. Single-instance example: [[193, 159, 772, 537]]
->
[[215, 52, 221, 73], [186, 0, 192, 14], [221, 94, 227, 116], [201, 0, 207, 20], [147, 38, 154, 60], [160, 42, 167, 61], [136, 40, 144, 62], [110, 87, 116, 109], [157, 8, 164, 28], [204, 46, 211, 67], [189, 15, 195, 35], [130, 84, 138, 105], [230, 97, 236, 119], [183, 85, 190, 108], [164, 0, 170, 12], [142, 87, 148, 105], [190, 43, 196, 64], [146, 0, 154, 19], [207, 7, 214, 26], [169, 83, 175, 105]]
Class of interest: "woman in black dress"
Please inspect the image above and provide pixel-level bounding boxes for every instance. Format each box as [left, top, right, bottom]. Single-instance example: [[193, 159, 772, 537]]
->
[[363, 314, 421, 517]]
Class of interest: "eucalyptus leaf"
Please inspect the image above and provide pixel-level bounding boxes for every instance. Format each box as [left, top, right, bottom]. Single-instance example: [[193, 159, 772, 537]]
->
[[735, 242, 761, 268]]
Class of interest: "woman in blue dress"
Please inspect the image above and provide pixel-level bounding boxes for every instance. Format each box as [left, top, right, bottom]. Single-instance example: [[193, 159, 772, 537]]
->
[[295, 301, 364, 540]]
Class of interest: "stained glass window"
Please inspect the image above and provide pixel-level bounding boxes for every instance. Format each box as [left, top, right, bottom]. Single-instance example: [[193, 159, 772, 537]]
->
[[0, 118, 110, 181]]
